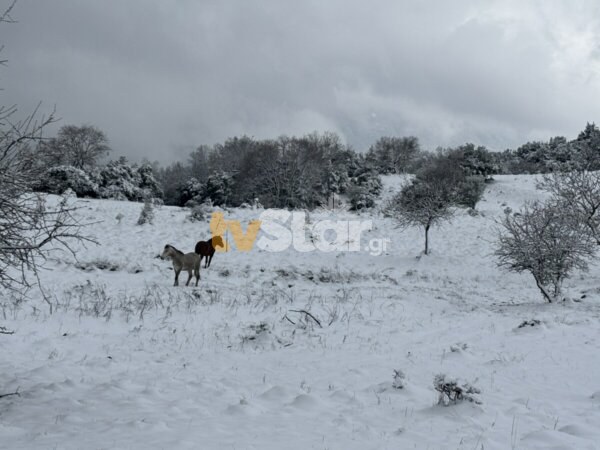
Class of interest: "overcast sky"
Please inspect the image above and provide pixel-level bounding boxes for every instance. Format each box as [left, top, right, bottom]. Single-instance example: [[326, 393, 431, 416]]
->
[[1, 0, 599, 163]]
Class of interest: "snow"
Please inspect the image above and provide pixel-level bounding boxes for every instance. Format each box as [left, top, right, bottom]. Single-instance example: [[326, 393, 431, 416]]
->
[[2, 174, 600, 449]]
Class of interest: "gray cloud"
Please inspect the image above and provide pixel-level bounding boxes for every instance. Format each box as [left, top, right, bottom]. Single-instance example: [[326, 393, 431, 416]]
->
[[2, 0, 600, 163]]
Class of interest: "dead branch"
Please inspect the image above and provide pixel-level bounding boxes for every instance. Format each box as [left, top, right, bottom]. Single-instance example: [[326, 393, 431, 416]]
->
[[283, 314, 296, 325], [289, 309, 322, 328], [0, 387, 20, 399]]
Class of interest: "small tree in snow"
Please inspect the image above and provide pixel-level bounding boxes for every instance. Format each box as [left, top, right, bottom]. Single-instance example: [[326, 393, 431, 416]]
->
[[388, 180, 454, 255], [137, 198, 154, 225], [454, 175, 486, 210], [495, 201, 596, 303]]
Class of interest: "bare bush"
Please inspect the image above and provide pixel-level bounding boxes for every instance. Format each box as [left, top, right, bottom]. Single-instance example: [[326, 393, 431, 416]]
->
[[538, 170, 600, 245], [495, 201, 596, 303]]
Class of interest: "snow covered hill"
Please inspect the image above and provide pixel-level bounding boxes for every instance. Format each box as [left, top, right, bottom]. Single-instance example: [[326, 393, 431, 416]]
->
[[2, 175, 600, 449]]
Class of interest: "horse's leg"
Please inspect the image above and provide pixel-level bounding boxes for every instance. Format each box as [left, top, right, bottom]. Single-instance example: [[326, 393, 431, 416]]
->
[[185, 269, 193, 286], [207, 250, 214, 268], [194, 265, 200, 286], [174, 268, 180, 286]]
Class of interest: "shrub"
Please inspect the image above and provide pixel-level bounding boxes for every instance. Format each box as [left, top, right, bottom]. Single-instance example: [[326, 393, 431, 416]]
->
[[347, 185, 377, 210], [454, 175, 486, 209], [434, 374, 481, 406], [178, 177, 205, 206], [347, 165, 382, 210], [137, 199, 154, 225], [203, 171, 233, 206], [137, 163, 163, 199], [538, 170, 600, 245], [97, 160, 144, 201], [495, 201, 596, 302], [392, 369, 406, 390], [187, 204, 208, 222], [416, 150, 487, 209], [37, 165, 99, 197]]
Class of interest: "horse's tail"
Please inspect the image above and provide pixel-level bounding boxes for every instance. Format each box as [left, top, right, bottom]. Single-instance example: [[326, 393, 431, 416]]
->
[[194, 241, 202, 254]]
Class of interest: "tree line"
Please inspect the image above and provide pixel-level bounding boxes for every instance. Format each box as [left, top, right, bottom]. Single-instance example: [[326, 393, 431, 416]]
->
[[27, 122, 600, 213]]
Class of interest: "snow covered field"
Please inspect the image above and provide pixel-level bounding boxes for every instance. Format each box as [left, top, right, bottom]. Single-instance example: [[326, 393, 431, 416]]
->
[[2, 175, 600, 450]]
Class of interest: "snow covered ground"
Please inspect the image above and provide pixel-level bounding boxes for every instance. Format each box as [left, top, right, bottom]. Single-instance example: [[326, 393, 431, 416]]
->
[[2, 175, 600, 449]]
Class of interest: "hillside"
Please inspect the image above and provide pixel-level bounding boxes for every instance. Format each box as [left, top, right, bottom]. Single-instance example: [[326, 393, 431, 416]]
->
[[2, 175, 600, 449]]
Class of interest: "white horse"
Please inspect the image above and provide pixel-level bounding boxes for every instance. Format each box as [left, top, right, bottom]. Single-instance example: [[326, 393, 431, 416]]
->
[[161, 244, 201, 286]]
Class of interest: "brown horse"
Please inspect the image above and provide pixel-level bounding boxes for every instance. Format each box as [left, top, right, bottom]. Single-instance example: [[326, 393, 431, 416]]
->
[[194, 235, 224, 268]]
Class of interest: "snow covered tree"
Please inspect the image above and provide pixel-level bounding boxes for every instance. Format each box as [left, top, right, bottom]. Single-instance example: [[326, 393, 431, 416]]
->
[[495, 201, 596, 303], [157, 161, 190, 206], [137, 198, 154, 225], [454, 175, 486, 210], [37, 165, 99, 197], [416, 150, 486, 209], [347, 164, 382, 210], [136, 163, 163, 200], [572, 122, 600, 170], [455, 144, 499, 179], [97, 158, 145, 201], [513, 141, 551, 173], [203, 171, 232, 206], [387, 179, 454, 255], [177, 177, 204, 206], [347, 185, 374, 210]]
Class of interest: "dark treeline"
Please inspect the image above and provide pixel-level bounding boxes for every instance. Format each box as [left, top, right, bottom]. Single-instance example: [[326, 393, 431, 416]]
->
[[157, 132, 381, 210], [366, 122, 600, 178], [32, 122, 600, 210]]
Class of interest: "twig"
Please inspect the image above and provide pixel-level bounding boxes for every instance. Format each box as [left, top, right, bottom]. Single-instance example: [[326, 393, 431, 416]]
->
[[289, 309, 322, 328], [0, 387, 20, 399], [0, 325, 14, 334], [283, 314, 295, 325]]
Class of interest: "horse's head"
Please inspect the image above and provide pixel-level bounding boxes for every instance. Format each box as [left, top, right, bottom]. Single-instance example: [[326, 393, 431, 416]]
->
[[161, 245, 172, 259], [212, 235, 225, 248]]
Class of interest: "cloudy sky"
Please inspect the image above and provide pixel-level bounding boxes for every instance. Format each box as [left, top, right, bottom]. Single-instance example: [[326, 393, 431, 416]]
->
[[1, 0, 599, 163]]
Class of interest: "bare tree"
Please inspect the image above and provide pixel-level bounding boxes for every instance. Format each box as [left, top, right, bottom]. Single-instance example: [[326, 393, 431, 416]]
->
[[42, 124, 111, 170], [387, 179, 454, 255], [367, 136, 420, 174], [1, 1, 95, 296], [0, 107, 97, 293], [538, 170, 600, 245], [495, 201, 596, 303]]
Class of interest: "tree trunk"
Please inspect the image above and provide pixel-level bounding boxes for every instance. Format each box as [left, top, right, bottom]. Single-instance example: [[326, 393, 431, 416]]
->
[[552, 277, 563, 303], [424, 224, 430, 255], [534, 276, 553, 303]]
